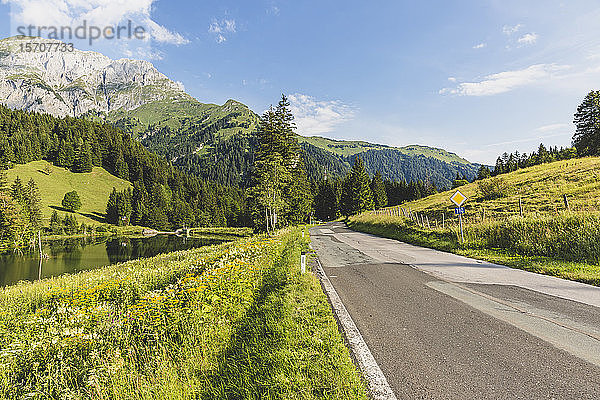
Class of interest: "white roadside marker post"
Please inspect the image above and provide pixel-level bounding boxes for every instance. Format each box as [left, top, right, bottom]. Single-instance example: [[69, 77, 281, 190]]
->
[[301, 251, 306, 274]]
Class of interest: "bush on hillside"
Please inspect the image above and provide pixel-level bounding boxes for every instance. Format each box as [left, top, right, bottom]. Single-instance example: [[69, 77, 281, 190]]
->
[[62, 190, 81, 212], [477, 176, 510, 200]]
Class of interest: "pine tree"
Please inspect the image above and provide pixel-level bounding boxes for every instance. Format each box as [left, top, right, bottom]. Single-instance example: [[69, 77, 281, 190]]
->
[[315, 180, 338, 221], [537, 143, 550, 163], [49, 210, 62, 234], [25, 178, 42, 229], [250, 94, 311, 230], [477, 165, 491, 180], [106, 188, 119, 224], [73, 142, 93, 173], [10, 176, 25, 205], [349, 157, 374, 214], [116, 188, 132, 226], [573, 90, 600, 156], [63, 214, 79, 234], [0, 169, 9, 194], [370, 171, 388, 209], [0, 193, 23, 244]]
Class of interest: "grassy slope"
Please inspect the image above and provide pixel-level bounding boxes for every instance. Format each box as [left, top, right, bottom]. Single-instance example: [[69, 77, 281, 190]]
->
[[395, 157, 600, 217], [297, 136, 472, 165], [0, 228, 367, 399], [348, 157, 600, 286], [349, 214, 600, 286], [108, 98, 259, 139], [111, 95, 473, 167], [7, 160, 131, 225]]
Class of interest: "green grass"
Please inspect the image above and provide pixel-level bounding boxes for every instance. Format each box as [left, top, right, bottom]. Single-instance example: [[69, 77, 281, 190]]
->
[[352, 158, 600, 286], [188, 227, 254, 239], [297, 136, 472, 164], [6, 160, 131, 226], [394, 157, 600, 218], [108, 98, 259, 139], [0, 228, 367, 399], [349, 213, 600, 286]]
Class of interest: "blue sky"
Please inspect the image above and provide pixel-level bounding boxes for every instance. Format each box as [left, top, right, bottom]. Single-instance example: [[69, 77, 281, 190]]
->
[[2, 1, 600, 164]]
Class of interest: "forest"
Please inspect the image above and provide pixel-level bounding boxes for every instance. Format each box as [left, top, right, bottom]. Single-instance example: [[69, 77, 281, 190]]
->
[[0, 98, 456, 248], [0, 105, 248, 238]]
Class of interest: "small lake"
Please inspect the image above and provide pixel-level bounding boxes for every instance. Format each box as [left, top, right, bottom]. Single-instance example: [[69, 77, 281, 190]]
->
[[0, 235, 225, 287]]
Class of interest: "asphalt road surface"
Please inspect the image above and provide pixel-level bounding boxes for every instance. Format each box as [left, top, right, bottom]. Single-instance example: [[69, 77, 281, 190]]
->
[[310, 222, 600, 399]]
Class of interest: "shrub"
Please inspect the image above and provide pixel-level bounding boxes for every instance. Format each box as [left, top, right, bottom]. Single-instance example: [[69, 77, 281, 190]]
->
[[62, 190, 81, 212], [477, 176, 510, 200]]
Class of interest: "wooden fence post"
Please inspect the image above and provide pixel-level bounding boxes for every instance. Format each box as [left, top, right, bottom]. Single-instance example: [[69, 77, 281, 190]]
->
[[563, 194, 570, 211], [519, 197, 523, 217]]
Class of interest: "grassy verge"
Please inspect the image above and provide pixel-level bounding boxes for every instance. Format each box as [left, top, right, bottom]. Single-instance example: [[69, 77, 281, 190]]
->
[[188, 227, 254, 239], [0, 228, 366, 399], [348, 214, 600, 286]]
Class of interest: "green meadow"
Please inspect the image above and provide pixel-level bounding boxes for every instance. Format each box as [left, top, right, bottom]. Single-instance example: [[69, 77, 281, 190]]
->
[[348, 157, 600, 286], [0, 228, 367, 399], [6, 160, 131, 226]]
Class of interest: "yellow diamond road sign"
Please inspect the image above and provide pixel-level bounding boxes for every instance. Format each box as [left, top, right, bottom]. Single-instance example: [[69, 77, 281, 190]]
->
[[450, 190, 467, 207]]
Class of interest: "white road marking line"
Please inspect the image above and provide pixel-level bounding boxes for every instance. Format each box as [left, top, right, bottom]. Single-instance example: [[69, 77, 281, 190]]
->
[[314, 257, 398, 400], [319, 228, 335, 234]]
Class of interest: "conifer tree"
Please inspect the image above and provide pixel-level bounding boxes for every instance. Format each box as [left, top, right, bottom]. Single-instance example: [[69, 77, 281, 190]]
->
[[25, 178, 42, 229], [477, 165, 491, 180], [10, 176, 25, 205], [106, 188, 119, 224], [0, 169, 9, 194], [573, 91, 600, 156], [351, 157, 374, 213], [250, 94, 311, 230], [370, 171, 388, 209], [49, 210, 62, 234], [0, 193, 23, 244], [314, 180, 338, 221], [74, 142, 93, 173]]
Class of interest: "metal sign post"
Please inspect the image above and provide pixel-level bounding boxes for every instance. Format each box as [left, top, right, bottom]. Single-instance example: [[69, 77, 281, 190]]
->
[[458, 212, 464, 243], [450, 190, 467, 244]]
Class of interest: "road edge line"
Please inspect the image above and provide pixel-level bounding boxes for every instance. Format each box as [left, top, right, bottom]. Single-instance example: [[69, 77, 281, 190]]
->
[[313, 256, 398, 400]]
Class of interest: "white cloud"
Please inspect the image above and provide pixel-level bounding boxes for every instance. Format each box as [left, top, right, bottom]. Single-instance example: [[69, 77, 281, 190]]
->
[[535, 123, 569, 133], [3, 0, 189, 46], [447, 77, 457, 82], [485, 132, 571, 148], [145, 19, 189, 45], [288, 93, 356, 135], [439, 64, 570, 96], [517, 33, 538, 45], [267, 5, 280, 16], [503, 24, 522, 35], [473, 43, 486, 49], [209, 18, 236, 43]]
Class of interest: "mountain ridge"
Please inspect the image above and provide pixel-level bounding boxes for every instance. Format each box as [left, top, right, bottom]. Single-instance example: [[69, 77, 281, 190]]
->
[[0, 35, 480, 188]]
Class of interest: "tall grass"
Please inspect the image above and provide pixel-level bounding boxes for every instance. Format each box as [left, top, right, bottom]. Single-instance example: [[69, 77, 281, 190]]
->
[[0, 228, 367, 399], [471, 213, 600, 264], [349, 213, 600, 286]]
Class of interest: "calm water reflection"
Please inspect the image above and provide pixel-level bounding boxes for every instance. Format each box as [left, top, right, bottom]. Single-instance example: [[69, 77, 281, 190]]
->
[[0, 235, 224, 287]]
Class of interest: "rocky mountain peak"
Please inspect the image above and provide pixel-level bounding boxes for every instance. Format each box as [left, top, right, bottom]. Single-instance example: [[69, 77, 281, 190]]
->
[[0, 36, 188, 117]]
